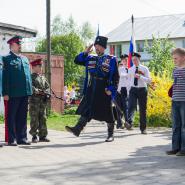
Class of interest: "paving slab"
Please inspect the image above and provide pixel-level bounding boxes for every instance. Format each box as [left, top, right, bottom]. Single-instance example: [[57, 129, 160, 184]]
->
[[0, 121, 184, 185]]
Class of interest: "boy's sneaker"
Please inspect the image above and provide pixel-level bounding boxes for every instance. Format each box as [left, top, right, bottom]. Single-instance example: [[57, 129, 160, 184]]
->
[[32, 136, 38, 143], [39, 137, 50, 142], [166, 149, 179, 155]]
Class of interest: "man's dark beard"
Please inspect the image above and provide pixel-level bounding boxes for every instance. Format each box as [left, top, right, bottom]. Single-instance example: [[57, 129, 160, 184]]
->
[[96, 50, 104, 56]]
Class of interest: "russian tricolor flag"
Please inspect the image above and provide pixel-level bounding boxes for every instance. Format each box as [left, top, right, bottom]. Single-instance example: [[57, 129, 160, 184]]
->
[[128, 15, 136, 68], [128, 37, 134, 68]]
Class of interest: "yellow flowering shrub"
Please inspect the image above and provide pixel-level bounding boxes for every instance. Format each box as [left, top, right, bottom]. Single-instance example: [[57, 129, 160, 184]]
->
[[133, 72, 173, 127], [146, 72, 173, 127]]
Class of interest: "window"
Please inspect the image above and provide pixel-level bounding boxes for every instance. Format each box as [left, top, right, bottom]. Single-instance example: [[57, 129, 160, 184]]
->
[[182, 40, 185, 48], [116, 45, 122, 58], [136, 41, 145, 52], [109, 45, 115, 55]]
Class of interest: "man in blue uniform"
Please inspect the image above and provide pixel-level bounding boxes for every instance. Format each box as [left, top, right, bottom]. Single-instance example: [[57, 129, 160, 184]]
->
[[65, 36, 119, 142], [2, 36, 32, 146]]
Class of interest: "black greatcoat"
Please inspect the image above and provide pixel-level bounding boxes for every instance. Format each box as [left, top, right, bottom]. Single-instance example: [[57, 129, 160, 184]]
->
[[75, 52, 119, 123]]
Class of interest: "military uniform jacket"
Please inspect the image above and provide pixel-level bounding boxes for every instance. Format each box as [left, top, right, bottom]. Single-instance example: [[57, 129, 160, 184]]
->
[[75, 52, 119, 123], [29, 73, 50, 101], [2, 51, 32, 97]]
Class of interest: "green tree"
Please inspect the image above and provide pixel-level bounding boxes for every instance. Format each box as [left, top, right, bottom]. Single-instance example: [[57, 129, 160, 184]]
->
[[36, 33, 84, 85], [51, 15, 78, 36], [51, 15, 95, 45], [145, 36, 174, 77], [37, 15, 95, 85], [79, 22, 95, 45]]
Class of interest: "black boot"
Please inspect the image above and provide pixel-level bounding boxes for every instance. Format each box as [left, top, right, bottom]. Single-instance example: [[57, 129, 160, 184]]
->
[[65, 116, 88, 137], [32, 136, 38, 143], [105, 122, 114, 142]]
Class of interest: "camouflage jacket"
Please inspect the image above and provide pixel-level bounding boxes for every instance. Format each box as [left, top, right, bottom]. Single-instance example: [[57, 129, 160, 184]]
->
[[30, 73, 50, 101]]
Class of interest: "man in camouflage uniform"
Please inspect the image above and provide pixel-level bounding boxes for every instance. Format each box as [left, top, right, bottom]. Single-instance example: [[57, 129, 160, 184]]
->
[[29, 58, 50, 143]]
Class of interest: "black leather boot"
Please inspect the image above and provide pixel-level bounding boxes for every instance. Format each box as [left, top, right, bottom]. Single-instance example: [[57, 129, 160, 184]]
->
[[65, 116, 88, 137], [105, 122, 114, 142]]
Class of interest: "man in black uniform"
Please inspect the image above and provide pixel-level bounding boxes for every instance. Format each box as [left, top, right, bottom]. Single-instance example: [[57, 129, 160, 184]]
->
[[65, 36, 119, 142]]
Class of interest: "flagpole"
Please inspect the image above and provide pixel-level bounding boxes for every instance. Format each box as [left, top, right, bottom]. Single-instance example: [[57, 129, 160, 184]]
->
[[131, 14, 136, 52], [128, 14, 136, 68], [97, 24, 100, 36]]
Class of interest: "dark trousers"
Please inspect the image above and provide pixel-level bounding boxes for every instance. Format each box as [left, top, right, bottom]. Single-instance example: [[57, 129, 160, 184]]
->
[[115, 87, 128, 127], [120, 87, 128, 122], [7, 96, 28, 143], [127, 87, 147, 131], [172, 101, 185, 151]]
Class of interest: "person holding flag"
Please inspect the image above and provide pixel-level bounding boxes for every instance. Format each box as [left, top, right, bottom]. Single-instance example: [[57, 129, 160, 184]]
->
[[127, 52, 151, 134]]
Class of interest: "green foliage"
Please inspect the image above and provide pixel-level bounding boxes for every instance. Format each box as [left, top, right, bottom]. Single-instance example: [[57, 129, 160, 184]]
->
[[132, 73, 172, 128], [63, 106, 77, 115], [51, 15, 78, 36], [47, 114, 79, 131], [79, 22, 95, 45], [145, 36, 174, 77], [36, 33, 84, 85], [36, 15, 95, 85], [0, 114, 4, 123]]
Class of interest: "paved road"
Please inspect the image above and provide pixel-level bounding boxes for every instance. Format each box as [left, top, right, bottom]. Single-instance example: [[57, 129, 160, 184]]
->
[[0, 122, 184, 185]]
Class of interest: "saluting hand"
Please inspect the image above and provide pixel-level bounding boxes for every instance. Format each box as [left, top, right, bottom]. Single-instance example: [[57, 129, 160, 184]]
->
[[85, 44, 93, 54]]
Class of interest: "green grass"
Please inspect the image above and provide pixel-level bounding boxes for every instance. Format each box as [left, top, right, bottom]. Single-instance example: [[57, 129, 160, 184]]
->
[[0, 111, 79, 131], [47, 114, 79, 131]]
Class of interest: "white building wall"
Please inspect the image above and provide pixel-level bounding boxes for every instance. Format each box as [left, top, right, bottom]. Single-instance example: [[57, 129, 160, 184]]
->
[[0, 34, 12, 55]]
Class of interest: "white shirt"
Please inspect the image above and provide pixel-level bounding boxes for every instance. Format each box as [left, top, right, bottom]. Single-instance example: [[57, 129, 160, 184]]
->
[[117, 65, 130, 92], [128, 64, 151, 88]]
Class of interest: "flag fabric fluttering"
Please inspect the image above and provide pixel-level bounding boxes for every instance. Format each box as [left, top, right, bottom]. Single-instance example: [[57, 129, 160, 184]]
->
[[128, 37, 134, 68], [128, 15, 136, 68]]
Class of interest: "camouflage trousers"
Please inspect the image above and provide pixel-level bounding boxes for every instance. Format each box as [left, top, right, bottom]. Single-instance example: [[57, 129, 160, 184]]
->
[[29, 97, 48, 138]]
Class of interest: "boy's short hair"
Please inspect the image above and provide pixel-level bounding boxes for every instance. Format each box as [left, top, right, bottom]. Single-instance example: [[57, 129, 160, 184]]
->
[[171, 48, 185, 56]]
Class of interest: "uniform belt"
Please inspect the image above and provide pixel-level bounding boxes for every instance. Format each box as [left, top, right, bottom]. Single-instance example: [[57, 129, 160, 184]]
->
[[131, 86, 146, 89], [91, 76, 106, 81]]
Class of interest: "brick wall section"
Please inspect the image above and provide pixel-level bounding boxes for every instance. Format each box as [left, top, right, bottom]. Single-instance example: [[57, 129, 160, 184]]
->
[[22, 52, 64, 113]]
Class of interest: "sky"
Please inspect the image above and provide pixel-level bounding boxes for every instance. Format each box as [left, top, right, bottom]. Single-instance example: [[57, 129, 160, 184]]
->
[[0, 0, 185, 37]]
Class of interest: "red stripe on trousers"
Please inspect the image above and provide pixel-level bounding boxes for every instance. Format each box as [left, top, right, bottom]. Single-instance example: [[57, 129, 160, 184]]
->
[[4, 100, 8, 142]]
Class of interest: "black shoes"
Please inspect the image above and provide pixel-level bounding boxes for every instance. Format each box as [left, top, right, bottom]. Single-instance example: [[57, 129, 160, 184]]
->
[[105, 135, 114, 142], [176, 151, 185, 156], [17, 139, 31, 145], [32, 136, 50, 143], [124, 122, 132, 130], [166, 150, 179, 155], [32, 136, 38, 143], [8, 141, 17, 146], [65, 126, 80, 137], [39, 137, 50, 142]]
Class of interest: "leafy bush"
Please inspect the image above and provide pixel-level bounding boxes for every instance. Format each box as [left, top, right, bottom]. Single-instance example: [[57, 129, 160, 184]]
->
[[132, 72, 172, 127], [146, 72, 172, 127], [63, 106, 77, 115]]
